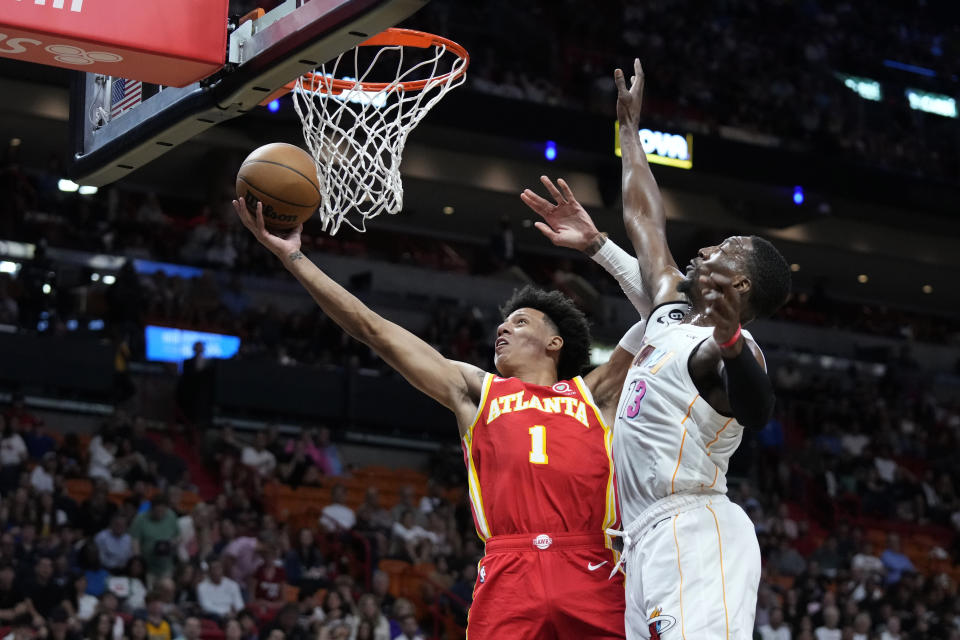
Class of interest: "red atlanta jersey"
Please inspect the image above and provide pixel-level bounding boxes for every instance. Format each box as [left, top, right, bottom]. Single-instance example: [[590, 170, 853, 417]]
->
[[461, 374, 618, 539]]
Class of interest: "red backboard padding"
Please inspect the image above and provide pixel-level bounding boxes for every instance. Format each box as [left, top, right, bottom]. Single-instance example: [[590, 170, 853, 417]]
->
[[0, 0, 228, 87]]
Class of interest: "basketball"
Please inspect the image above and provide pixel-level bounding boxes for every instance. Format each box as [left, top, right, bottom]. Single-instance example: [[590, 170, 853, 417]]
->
[[236, 142, 322, 230]]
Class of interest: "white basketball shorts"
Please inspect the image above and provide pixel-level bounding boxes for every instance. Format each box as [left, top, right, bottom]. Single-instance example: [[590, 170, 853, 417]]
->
[[620, 493, 760, 640]]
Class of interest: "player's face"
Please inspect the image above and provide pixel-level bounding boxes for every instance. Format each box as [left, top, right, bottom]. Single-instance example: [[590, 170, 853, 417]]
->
[[677, 236, 751, 306], [494, 308, 559, 376]]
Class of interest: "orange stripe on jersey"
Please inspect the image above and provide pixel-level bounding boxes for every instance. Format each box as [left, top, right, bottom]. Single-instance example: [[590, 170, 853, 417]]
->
[[705, 417, 734, 453], [671, 430, 687, 494], [706, 465, 719, 489], [706, 503, 730, 640], [680, 394, 699, 424]]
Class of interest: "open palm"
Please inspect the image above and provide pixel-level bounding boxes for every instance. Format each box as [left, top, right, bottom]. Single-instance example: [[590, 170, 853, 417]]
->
[[520, 176, 600, 252]]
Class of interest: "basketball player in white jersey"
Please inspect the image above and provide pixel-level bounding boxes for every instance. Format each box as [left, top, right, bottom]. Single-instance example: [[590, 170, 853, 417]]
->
[[522, 60, 792, 639]]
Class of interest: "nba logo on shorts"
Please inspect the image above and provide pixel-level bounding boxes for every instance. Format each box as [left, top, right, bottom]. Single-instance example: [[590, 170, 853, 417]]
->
[[647, 608, 676, 639], [478, 565, 486, 583]]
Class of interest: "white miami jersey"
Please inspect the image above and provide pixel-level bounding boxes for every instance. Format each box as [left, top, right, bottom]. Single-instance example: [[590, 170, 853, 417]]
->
[[613, 301, 760, 525]]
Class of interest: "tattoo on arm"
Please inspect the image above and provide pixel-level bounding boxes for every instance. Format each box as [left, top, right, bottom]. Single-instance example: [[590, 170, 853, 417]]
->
[[288, 251, 305, 262], [584, 232, 609, 257]]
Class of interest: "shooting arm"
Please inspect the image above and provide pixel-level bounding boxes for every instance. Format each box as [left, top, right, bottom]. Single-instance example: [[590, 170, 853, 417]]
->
[[282, 252, 483, 433]]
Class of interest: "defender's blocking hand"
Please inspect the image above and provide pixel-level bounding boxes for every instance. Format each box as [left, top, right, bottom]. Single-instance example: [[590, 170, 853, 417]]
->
[[521, 176, 603, 253]]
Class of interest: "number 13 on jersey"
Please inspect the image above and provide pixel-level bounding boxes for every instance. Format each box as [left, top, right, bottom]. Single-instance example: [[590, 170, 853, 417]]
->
[[529, 425, 548, 464]]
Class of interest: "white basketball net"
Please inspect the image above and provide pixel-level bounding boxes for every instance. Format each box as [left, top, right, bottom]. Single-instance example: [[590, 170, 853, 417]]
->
[[292, 38, 468, 234]]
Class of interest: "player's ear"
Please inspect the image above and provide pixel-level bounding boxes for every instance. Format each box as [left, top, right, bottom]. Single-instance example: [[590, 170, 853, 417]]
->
[[546, 335, 563, 353], [733, 274, 751, 294]]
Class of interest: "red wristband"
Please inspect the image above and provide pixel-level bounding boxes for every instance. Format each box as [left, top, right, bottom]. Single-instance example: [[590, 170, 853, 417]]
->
[[717, 324, 742, 349]]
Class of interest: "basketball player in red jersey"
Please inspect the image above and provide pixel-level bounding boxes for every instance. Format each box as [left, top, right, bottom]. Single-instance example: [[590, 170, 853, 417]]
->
[[233, 197, 647, 639]]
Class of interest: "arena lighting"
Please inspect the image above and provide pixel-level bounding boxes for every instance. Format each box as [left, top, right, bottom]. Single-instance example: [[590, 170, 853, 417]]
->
[[857, 274, 869, 284], [102, 274, 117, 285], [90, 273, 100, 282], [544, 140, 557, 161], [906, 89, 957, 118], [790, 264, 800, 272], [835, 73, 881, 101], [58, 179, 79, 192], [614, 122, 693, 169], [442, 205, 454, 215], [922, 284, 933, 294], [0, 261, 19, 274], [78, 185, 98, 195], [41, 283, 52, 294], [792, 186, 804, 205], [268, 99, 280, 112]]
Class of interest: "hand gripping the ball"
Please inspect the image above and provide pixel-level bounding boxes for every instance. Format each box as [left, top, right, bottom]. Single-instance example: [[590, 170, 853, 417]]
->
[[233, 198, 303, 262]]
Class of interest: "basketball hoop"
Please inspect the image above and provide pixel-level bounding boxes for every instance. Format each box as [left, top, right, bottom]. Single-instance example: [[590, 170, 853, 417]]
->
[[277, 28, 469, 234]]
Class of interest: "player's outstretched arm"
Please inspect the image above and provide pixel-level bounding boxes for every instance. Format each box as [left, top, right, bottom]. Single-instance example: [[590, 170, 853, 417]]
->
[[615, 59, 683, 305], [233, 200, 486, 435], [521, 175, 651, 318]]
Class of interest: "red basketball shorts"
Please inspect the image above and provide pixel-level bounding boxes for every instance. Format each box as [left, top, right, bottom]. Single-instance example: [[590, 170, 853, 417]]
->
[[467, 531, 626, 640]]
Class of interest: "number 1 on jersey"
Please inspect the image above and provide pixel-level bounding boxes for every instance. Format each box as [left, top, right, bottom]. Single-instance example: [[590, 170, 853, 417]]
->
[[529, 425, 548, 464]]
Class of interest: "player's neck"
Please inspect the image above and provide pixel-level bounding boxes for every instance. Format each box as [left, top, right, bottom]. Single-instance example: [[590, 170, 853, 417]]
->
[[502, 363, 559, 386]]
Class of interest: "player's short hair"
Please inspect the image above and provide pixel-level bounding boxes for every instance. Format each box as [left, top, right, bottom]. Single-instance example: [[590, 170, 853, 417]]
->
[[745, 236, 791, 318], [500, 286, 591, 380]]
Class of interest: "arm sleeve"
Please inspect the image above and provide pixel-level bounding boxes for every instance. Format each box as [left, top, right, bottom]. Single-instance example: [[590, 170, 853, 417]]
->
[[590, 238, 651, 316], [721, 346, 775, 429]]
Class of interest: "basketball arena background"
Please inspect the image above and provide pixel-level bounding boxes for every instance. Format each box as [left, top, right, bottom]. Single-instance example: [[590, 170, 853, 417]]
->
[[0, 1, 958, 639]]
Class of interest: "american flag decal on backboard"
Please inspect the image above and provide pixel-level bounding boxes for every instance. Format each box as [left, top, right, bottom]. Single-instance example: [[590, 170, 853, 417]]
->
[[110, 78, 142, 119]]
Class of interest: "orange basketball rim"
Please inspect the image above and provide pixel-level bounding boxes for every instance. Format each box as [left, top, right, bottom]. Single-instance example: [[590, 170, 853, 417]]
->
[[260, 28, 469, 105]]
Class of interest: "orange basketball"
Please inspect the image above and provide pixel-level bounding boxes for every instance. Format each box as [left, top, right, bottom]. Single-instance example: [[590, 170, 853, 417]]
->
[[236, 143, 321, 230]]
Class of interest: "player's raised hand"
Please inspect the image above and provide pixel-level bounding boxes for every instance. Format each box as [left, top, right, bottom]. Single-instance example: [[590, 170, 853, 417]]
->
[[521, 176, 603, 253], [615, 58, 645, 127], [700, 271, 743, 352], [233, 198, 302, 259]]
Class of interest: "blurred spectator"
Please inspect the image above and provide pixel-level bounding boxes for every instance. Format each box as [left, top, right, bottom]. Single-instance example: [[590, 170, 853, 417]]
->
[[879, 533, 915, 585], [177, 617, 202, 640], [0, 416, 28, 491], [129, 496, 180, 581], [314, 428, 343, 477], [283, 529, 327, 591], [23, 556, 69, 618], [392, 613, 424, 640], [95, 515, 134, 572], [319, 485, 355, 533], [29, 452, 57, 493], [145, 591, 173, 640], [196, 559, 243, 621], [248, 545, 286, 618], [814, 606, 841, 640], [356, 593, 390, 640], [24, 423, 55, 461], [107, 556, 148, 612], [391, 511, 436, 565], [241, 433, 277, 479]]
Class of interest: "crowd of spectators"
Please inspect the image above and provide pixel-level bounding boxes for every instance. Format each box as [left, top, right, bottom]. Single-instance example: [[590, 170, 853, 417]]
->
[[410, 0, 960, 181], [0, 398, 481, 640], [729, 347, 960, 639]]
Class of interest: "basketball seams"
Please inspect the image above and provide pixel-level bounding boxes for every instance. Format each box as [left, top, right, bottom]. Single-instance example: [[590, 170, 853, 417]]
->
[[239, 159, 322, 199], [237, 176, 319, 209]]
